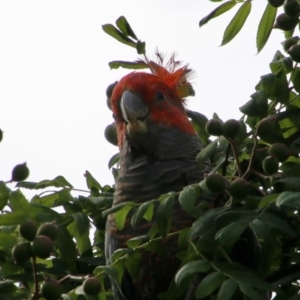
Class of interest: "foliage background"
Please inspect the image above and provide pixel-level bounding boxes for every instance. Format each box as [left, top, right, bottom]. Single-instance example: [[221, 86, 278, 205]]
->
[[1, 1, 300, 299]]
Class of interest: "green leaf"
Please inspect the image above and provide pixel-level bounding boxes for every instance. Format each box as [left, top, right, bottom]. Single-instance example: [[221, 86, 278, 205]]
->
[[108, 60, 148, 70], [0, 211, 26, 226], [72, 212, 90, 236], [0, 280, 16, 294], [189, 207, 226, 238], [221, 2, 251, 46], [115, 202, 135, 230], [104, 265, 121, 281], [179, 186, 197, 215], [260, 73, 276, 96], [239, 89, 268, 117], [217, 278, 238, 300], [278, 177, 300, 188], [196, 139, 218, 163], [115, 16, 138, 40], [15, 181, 38, 189], [256, 3, 277, 53], [126, 235, 148, 249], [9, 190, 32, 215], [156, 193, 174, 238], [131, 200, 155, 227], [186, 110, 209, 144], [199, 1, 237, 27], [111, 248, 132, 262], [213, 261, 273, 290], [196, 271, 225, 299], [34, 193, 59, 207], [53, 225, 78, 273], [291, 67, 300, 93], [0, 232, 17, 249], [125, 250, 142, 279], [85, 170, 101, 192], [249, 219, 269, 239], [108, 153, 120, 169], [102, 201, 134, 218], [239, 284, 265, 300], [214, 210, 258, 228], [136, 40, 146, 54], [0, 190, 8, 211], [175, 260, 211, 286], [215, 221, 249, 246], [102, 24, 136, 48], [259, 193, 279, 209], [261, 212, 295, 235], [276, 191, 300, 209], [270, 57, 294, 74]]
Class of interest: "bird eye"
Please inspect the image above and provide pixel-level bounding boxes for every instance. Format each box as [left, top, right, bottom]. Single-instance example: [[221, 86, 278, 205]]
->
[[157, 91, 165, 100]]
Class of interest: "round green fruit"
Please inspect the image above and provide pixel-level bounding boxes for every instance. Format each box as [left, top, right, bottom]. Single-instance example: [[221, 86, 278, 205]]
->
[[256, 117, 276, 136], [83, 277, 101, 295], [227, 179, 250, 199], [206, 173, 227, 193], [284, 0, 300, 17], [37, 222, 59, 241], [282, 36, 300, 52], [274, 13, 299, 31], [288, 44, 300, 63], [41, 278, 62, 300], [104, 123, 118, 146], [12, 242, 31, 264], [222, 119, 240, 139], [262, 156, 279, 175], [268, 143, 289, 162], [205, 119, 223, 136], [31, 235, 54, 259], [268, 0, 285, 7], [19, 220, 37, 241], [0, 129, 3, 142], [11, 163, 29, 182]]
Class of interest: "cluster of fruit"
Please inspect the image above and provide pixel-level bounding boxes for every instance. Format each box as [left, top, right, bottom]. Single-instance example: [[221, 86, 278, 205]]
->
[[12, 220, 58, 263], [205, 118, 290, 198], [271, 0, 300, 31], [12, 221, 61, 299]]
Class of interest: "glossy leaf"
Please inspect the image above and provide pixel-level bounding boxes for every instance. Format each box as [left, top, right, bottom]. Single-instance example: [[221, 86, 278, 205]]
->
[[115, 16, 138, 40], [276, 191, 300, 209], [199, 1, 237, 27], [136, 40, 146, 54], [108, 153, 120, 169], [260, 212, 295, 235], [196, 271, 225, 299], [179, 186, 197, 215], [217, 278, 238, 300], [131, 200, 155, 226], [115, 202, 135, 230], [239, 90, 268, 116], [85, 171, 101, 191], [213, 261, 273, 290], [175, 260, 211, 286], [102, 201, 134, 218], [221, 2, 251, 46], [102, 24, 136, 48], [215, 221, 249, 246], [239, 284, 264, 300], [108, 60, 147, 70], [156, 193, 175, 238], [0, 211, 27, 226], [125, 251, 142, 279], [256, 3, 277, 53]]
